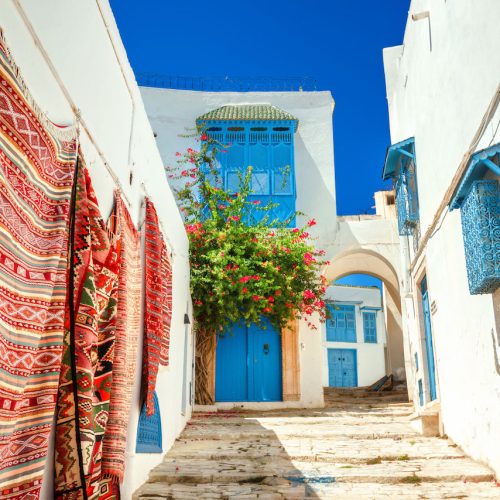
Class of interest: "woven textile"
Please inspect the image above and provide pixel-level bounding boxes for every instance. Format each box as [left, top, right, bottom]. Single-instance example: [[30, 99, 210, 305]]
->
[[100, 194, 141, 495], [143, 199, 172, 416], [0, 30, 77, 499], [54, 161, 120, 500]]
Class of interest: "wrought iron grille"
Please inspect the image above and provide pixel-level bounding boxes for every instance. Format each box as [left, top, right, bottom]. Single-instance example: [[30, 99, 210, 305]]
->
[[395, 157, 419, 237], [137, 74, 317, 92], [460, 180, 500, 294]]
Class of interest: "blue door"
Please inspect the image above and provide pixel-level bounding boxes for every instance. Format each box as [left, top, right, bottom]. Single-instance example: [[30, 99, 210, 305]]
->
[[216, 319, 282, 402], [215, 323, 248, 401], [328, 348, 358, 387], [421, 277, 437, 401]]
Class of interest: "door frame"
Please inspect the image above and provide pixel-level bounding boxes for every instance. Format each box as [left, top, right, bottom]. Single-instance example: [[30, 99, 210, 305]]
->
[[327, 347, 358, 388], [215, 320, 283, 402]]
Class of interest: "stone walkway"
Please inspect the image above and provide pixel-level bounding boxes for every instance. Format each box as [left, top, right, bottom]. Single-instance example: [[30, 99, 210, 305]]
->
[[134, 394, 499, 499]]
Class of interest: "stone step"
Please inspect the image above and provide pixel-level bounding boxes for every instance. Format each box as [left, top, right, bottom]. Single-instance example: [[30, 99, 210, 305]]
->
[[135, 480, 500, 499], [169, 436, 466, 463], [147, 457, 494, 485], [190, 412, 411, 428], [182, 421, 419, 440]]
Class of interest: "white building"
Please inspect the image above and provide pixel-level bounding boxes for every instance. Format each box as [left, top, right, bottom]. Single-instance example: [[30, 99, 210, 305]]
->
[[0, 2, 193, 498], [383, 0, 500, 476], [141, 88, 405, 411], [141, 88, 337, 410], [323, 285, 387, 388]]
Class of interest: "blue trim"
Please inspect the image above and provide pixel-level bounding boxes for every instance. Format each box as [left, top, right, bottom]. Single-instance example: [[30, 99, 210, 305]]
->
[[382, 137, 415, 180], [327, 348, 358, 387], [362, 311, 377, 343], [360, 306, 382, 311], [201, 119, 297, 226], [136, 391, 162, 453], [421, 279, 437, 401], [450, 143, 500, 210], [326, 304, 357, 342]]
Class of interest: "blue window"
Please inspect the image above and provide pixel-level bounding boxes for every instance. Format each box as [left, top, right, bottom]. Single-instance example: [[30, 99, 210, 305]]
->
[[363, 312, 377, 343], [197, 105, 298, 226], [382, 138, 420, 237], [450, 143, 500, 295], [136, 391, 162, 453], [326, 304, 356, 342], [418, 379, 424, 406]]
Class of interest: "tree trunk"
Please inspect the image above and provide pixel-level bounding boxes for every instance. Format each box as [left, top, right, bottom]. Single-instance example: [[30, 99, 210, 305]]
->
[[194, 327, 216, 405]]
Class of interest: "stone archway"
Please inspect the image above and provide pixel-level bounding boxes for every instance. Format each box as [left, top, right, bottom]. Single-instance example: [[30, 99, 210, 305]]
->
[[324, 247, 406, 382]]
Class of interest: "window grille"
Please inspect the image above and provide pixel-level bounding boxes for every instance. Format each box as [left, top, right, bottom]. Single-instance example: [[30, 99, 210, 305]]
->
[[395, 157, 420, 236], [449, 143, 500, 295], [363, 312, 377, 343], [460, 180, 500, 294]]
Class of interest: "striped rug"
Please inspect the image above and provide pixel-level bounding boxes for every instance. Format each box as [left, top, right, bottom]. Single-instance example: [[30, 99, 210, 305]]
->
[[54, 161, 120, 500], [101, 193, 141, 496], [0, 29, 78, 499], [142, 199, 172, 416]]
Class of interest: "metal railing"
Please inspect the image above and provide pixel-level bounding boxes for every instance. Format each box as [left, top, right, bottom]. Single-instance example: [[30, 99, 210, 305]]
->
[[136, 73, 318, 92]]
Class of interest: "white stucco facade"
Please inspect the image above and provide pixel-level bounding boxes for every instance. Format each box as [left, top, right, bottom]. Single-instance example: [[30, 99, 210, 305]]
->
[[0, 2, 193, 498], [383, 0, 500, 476], [322, 285, 387, 388], [141, 88, 337, 409]]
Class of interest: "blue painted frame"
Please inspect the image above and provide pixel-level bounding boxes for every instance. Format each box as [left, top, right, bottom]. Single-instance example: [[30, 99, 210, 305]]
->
[[449, 144, 500, 295], [363, 312, 377, 343], [327, 348, 358, 387], [326, 304, 356, 342], [382, 138, 420, 236], [136, 391, 162, 453], [421, 277, 437, 402], [200, 120, 298, 226]]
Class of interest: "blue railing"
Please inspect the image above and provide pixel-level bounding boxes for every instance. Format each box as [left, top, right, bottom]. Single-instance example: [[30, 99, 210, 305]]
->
[[136, 73, 317, 92]]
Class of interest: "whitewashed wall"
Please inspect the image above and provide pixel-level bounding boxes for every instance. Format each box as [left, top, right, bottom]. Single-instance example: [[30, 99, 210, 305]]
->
[[384, 0, 500, 475], [322, 285, 387, 387], [140, 88, 337, 249], [141, 88, 337, 409], [0, 1, 192, 498]]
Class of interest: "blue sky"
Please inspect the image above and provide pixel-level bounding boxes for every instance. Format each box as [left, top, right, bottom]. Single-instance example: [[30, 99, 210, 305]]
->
[[110, 1, 409, 287]]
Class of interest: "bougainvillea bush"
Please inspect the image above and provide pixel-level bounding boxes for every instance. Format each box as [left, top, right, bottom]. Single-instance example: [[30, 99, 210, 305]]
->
[[166, 131, 329, 402]]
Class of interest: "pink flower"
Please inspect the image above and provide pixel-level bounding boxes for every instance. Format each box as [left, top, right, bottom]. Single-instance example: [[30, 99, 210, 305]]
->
[[252, 295, 260, 301], [218, 204, 227, 210], [263, 307, 272, 313], [252, 200, 261, 205], [194, 299, 203, 306], [230, 216, 240, 222], [242, 287, 248, 293], [292, 228, 300, 233], [304, 253, 316, 265], [307, 218, 317, 227], [181, 170, 189, 177], [175, 152, 181, 157], [239, 276, 251, 283], [267, 296, 275, 303], [303, 289, 315, 300], [200, 134, 209, 141], [252, 275, 261, 281], [300, 232, 309, 239]]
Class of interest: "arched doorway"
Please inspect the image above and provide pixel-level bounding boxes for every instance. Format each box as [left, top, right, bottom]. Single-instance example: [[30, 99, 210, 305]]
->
[[324, 249, 406, 386]]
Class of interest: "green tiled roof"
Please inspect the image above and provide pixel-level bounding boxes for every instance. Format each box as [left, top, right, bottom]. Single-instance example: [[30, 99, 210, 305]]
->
[[197, 105, 298, 126]]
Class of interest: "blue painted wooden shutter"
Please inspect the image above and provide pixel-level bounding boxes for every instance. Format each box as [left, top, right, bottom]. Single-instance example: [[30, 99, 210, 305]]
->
[[363, 312, 377, 343]]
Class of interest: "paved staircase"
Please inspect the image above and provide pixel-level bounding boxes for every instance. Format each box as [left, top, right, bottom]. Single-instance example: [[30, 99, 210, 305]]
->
[[134, 394, 499, 499]]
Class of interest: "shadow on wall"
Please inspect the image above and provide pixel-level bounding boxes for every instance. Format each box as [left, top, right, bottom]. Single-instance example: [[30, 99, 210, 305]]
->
[[134, 410, 330, 497]]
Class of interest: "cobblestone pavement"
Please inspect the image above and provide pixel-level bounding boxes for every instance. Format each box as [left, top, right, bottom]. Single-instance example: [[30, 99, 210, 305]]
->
[[134, 394, 499, 499]]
